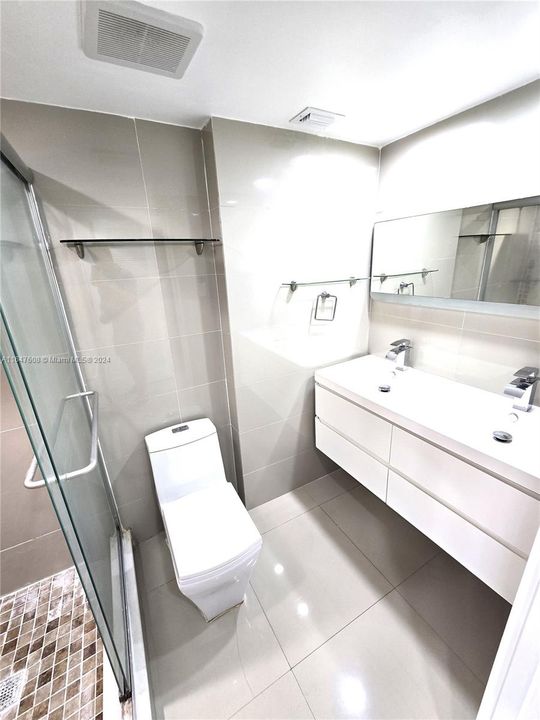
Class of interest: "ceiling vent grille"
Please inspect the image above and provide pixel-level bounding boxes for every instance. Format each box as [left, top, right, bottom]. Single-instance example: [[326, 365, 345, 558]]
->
[[83, 1, 203, 78], [289, 107, 345, 132]]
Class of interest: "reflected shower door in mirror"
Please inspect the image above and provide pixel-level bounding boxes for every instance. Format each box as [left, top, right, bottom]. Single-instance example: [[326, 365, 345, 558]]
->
[[371, 196, 540, 313]]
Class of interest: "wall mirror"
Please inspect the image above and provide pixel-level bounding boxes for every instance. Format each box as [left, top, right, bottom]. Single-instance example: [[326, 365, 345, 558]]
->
[[371, 196, 540, 317]]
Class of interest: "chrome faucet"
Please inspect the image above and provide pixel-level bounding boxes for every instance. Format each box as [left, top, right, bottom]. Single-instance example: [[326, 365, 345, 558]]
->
[[504, 367, 538, 412], [385, 338, 412, 370]]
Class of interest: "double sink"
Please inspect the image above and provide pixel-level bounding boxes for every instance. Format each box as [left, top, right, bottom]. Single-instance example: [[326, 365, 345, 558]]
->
[[315, 354, 540, 603]]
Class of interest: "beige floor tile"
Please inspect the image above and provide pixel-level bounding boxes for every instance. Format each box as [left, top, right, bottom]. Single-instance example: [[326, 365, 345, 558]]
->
[[302, 470, 357, 506], [231, 672, 313, 719], [322, 484, 439, 586], [136, 533, 175, 592], [144, 581, 289, 719], [250, 508, 391, 666], [249, 487, 318, 535], [294, 590, 484, 719], [398, 552, 511, 683]]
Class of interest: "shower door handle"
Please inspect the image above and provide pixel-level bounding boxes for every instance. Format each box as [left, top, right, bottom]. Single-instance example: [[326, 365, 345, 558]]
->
[[62, 390, 99, 480], [24, 390, 99, 488], [24, 456, 43, 488]]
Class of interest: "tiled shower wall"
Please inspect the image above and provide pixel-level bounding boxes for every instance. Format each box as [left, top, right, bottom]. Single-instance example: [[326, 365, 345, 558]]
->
[[1, 100, 235, 541], [370, 82, 540, 394], [206, 118, 379, 508], [0, 372, 70, 596]]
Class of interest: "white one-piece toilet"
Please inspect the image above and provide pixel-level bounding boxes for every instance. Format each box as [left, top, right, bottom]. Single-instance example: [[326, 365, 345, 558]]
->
[[145, 418, 262, 621]]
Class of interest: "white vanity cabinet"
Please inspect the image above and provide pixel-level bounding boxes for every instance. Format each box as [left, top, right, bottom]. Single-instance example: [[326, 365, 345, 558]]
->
[[390, 427, 539, 558], [315, 357, 540, 604]]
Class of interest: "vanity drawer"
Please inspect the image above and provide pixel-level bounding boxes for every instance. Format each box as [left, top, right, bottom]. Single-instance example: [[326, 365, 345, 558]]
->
[[315, 384, 392, 462], [315, 419, 387, 501], [390, 427, 540, 557], [387, 471, 525, 603]]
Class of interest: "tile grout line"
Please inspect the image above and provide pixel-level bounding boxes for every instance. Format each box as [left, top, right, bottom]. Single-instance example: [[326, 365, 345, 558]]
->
[[238, 406, 316, 437], [200, 129, 239, 486], [318, 502, 398, 588], [224, 668, 291, 720], [395, 583, 487, 687], [252, 480, 353, 537], [252, 498, 395, 674], [319, 493, 442, 591], [290, 668, 317, 720], [63, 271, 221, 285], [132, 118, 154, 242], [76, 327, 224, 355], [392, 555, 490, 687], [242, 447, 333, 481], [290, 587, 394, 672], [248, 581, 292, 672], [134, 116, 187, 431]]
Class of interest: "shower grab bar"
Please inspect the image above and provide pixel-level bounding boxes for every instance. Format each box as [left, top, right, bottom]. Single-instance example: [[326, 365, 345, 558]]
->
[[24, 390, 99, 489]]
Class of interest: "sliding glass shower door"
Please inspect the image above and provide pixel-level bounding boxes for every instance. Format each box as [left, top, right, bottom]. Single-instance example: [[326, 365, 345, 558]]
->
[[0, 155, 131, 697]]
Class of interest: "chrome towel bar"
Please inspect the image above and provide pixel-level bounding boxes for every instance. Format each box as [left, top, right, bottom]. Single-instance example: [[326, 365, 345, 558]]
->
[[282, 276, 370, 292]]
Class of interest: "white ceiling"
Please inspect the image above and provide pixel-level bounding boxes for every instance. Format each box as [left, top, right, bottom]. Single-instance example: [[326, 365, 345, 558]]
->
[[1, 1, 539, 147]]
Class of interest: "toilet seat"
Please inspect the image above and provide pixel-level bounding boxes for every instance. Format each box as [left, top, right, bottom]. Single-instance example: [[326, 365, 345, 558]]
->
[[161, 482, 262, 583]]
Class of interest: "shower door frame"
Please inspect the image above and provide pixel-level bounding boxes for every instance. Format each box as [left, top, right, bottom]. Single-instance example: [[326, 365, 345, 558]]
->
[[0, 139, 132, 699]]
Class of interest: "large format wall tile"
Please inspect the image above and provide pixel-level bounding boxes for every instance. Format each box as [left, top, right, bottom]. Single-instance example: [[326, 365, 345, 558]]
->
[[0, 367, 69, 593], [81, 338, 177, 406], [0, 427, 59, 550], [135, 120, 209, 215], [161, 274, 221, 337], [154, 242, 217, 278], [136, 119, 211, 241], [99, 391, 181, 507], [368, 308, 462, 382], [369, 299, 540, 403], [243, 447, 336, 509], [235, 370, 314, 433], [64, 276, 169, 351], [211, 118, 378, 505], [456, 330, 540, 395], [0, 101, 148, 208], [0, 530, 71, 596], [239, 411, 315, 474], [1, 99, 237, 545], [1, 368, 24, 432], [170, 331, 226, 390], [178, 380, 231, 429]]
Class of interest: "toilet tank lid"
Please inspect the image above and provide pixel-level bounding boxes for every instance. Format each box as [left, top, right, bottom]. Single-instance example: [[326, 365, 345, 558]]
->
[[145, 418, 217, 453]]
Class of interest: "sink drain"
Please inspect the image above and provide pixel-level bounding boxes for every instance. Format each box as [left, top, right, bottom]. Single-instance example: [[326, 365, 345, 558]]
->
[[0, 671, 25, 713], [493, 430, 513, 443]]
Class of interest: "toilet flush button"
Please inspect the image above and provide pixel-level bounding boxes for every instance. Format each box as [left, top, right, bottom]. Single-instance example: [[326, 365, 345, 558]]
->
[[172, 424, 189, 433]]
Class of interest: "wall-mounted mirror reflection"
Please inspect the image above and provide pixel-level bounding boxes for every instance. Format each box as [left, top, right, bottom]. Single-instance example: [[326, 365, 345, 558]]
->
[[371, 196, 540, 308]]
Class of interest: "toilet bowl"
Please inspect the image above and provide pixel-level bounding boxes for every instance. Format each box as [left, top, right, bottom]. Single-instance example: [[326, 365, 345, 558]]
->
[[145, 419, 262, 621]]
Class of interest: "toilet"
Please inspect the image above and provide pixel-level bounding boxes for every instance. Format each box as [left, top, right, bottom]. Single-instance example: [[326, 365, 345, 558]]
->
[[145, 418, 262, 621]]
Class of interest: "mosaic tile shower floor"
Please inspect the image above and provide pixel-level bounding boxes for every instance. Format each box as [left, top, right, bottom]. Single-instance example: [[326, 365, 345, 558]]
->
[[0, 568, 103, 720]]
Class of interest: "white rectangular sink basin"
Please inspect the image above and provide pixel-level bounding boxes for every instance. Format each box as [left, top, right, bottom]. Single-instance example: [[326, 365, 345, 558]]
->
[[315, 354, 540, 496]]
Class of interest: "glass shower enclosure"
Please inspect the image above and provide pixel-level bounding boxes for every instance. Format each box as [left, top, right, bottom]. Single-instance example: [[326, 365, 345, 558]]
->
[[0, 143, 131, 697]]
